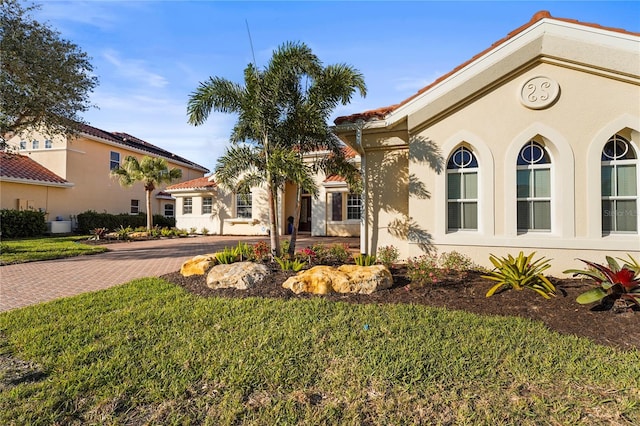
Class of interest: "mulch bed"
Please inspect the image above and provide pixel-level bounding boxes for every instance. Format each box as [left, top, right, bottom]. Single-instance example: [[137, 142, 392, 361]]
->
[[162, 267, 639, 352]]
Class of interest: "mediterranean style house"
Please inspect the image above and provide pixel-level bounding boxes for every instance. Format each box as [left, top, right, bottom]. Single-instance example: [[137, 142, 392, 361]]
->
[[333, 11, 640, 274], [1, 123, 208, 232], [166, 147, 362, 237]]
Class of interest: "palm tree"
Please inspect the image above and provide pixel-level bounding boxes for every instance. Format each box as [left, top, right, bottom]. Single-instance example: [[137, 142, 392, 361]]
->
[[187, 41, 365, 257], [110, 155, 182, 230], [278, 64, 366, 255]]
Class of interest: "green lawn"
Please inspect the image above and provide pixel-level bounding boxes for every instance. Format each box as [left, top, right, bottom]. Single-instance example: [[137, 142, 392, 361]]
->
[[1, 278, 638, 425], [0, 236, 107, 265]]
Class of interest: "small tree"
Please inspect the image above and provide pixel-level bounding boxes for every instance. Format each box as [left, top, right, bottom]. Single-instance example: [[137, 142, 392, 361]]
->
[[110, 156, 182, 230], [0, 0, 98, 148]]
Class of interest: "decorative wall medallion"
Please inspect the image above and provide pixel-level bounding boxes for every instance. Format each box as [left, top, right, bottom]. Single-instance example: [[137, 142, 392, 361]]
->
[[519, 76, 560, 110]]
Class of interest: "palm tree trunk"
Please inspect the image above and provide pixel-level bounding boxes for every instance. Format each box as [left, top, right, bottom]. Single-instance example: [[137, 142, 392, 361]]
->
[[288, 184, 303, 256], [145, 190, 153, 230], [266, 177, 280, 259]]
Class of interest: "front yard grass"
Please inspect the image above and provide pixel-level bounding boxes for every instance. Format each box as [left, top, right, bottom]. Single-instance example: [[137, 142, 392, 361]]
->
[[0, 236, 107, 265], [1, 278, 638, 425]]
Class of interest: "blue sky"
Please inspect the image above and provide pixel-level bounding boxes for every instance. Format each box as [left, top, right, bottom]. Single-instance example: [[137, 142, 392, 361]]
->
[[35, 1, 640, 173]]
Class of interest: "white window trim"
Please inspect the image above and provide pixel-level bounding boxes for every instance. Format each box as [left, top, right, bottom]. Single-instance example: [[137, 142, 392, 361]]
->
[[434, 131, 494, 241], [586, 115, 640, 243], [600, 138, 638, 234], [183, 197, 193, 215], [516, 160, 552, 233], [504, 124, 574, 239], [446, 146, 479, 232]]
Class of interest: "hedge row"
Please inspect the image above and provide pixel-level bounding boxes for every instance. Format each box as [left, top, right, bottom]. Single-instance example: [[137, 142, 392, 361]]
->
[[0, 209, 47, 238], [76, 211, 176, 233]]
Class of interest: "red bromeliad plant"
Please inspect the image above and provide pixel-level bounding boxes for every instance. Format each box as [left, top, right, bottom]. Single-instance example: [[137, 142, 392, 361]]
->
[[564, 255, 640, 309]]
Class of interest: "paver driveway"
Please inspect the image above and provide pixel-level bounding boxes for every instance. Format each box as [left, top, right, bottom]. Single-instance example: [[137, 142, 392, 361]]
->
[[0, 235, 359, 312]]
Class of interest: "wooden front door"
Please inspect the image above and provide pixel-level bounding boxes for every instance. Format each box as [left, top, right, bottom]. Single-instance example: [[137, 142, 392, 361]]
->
[[299, 196, 312, 232]]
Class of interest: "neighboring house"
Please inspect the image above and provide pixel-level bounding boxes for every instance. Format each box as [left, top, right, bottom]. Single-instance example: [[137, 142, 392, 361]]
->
[[333, 11, 640, 274], [166, 147, 362, 237], [1, 123, 208, 231]]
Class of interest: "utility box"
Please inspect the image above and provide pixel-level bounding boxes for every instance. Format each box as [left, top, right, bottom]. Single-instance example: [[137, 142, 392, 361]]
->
[[47, 221, 72, 234]]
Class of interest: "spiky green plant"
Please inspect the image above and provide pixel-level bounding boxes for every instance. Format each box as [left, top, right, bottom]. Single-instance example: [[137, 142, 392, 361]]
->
[[354, 254, 376, 266], [274, 256, 306, 272], [483, 251, 556, 299]]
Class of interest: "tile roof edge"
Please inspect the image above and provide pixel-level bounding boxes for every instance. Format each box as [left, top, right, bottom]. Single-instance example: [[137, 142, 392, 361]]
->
[[334, 10, 639, 126]]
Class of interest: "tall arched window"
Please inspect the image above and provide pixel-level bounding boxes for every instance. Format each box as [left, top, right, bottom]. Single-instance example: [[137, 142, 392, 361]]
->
[[517, 140, 551, 231], [601, 135, 637, 233], [447, 146, 478, 231]]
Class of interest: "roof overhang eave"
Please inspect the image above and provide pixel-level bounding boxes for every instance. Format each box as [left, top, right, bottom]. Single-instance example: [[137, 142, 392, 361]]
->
[[0, 177, 74, 188]]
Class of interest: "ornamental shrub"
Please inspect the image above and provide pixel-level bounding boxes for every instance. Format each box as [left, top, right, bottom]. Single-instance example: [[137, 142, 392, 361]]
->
[[76, 210, 175, 233], [0, 209, 47, 238]]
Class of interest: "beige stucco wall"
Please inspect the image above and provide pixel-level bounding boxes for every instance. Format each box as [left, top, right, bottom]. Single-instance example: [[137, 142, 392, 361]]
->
[[3, 131, 206, 226], [0, 181, 70, 221], [336, 26, 640, 275], [406, 62, 640, 273]]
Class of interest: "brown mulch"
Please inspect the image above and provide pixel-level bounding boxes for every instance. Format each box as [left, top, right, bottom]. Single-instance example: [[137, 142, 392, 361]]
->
[[162, 267, 640, 352]]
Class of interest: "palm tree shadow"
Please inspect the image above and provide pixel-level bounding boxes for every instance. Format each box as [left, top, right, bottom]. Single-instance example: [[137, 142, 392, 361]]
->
[[366, 135, 443, 254]]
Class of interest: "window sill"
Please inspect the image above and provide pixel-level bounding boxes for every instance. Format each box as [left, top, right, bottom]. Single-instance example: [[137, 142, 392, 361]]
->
[[225, 218, 259, 226], [327, 220, 361, 225]]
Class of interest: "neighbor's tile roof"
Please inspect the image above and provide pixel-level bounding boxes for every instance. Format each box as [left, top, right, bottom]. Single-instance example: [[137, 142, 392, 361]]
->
[[166, 176, 217, 191], [334, 11, 640, 125], [76, 123, 209, 172], [0, 152, 69, 184], [323, 175, 347, 183]]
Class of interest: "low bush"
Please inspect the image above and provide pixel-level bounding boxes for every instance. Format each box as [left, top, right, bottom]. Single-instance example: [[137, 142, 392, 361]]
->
[[376, 245, 400, 268], [407, 253, 443, 285], [76, 210, 175, 233], [0, 209, 47, 238]]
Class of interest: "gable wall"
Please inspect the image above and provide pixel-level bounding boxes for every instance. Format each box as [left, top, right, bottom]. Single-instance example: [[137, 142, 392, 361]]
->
[[404, 61, 639, 272]]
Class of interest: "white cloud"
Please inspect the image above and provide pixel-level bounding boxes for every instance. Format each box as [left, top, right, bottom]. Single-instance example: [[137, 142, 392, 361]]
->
[[102, 49, 168, 89]]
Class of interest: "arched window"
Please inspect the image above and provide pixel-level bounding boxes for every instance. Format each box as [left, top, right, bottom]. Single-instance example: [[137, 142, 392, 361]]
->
[[601, 135, 637, 233], [517, 140, 551, 231], [447, 146, 478, 231]]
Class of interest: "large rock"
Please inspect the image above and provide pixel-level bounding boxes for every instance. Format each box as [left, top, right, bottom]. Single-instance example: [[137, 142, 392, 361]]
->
[[283, 265, 393, 295], [282, 265, 350, 295], [335, 265, 393, 294], [180, 254, 217, 277], [206, 262, 270, 290]]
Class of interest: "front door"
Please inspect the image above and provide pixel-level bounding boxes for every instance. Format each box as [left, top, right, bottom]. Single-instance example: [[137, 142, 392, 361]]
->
[[299, 196, 312, 232]]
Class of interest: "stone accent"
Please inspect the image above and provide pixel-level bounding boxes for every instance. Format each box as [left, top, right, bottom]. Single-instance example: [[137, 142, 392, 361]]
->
[[128, 231, 149, 239], [283, 265, 393, 295], [206, 262, 270, 290], [180, 254, 217, 277]]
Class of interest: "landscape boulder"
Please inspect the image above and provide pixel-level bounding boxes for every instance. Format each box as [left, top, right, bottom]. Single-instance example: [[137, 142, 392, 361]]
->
[[206, 262, 270, 290], [335, 265, 393, 294], [283, 265, 393, 295], [282, 265, 350, 295], [180, 254, 217, 277]]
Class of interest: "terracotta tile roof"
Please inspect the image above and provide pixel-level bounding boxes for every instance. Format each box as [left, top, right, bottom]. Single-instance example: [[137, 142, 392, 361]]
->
[[155, 191, 175, 199], [334, 11, 640, 125], [76, 123, 209, 172], [342, 145, 358, 158], [323, 175, 347, 183], [0, 152, 69, 185], [166, 176, 217, 191]]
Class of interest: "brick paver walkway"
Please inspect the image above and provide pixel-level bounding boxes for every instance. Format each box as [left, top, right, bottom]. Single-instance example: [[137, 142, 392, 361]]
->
[[0, 235, 359, 312]]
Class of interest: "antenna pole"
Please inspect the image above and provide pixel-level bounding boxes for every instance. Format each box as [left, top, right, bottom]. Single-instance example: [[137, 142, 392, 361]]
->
[[245, 19, 258, 70]]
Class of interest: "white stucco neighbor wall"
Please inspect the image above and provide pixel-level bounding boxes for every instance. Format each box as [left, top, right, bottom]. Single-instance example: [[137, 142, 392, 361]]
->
[[171, 188, 270, 236]]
